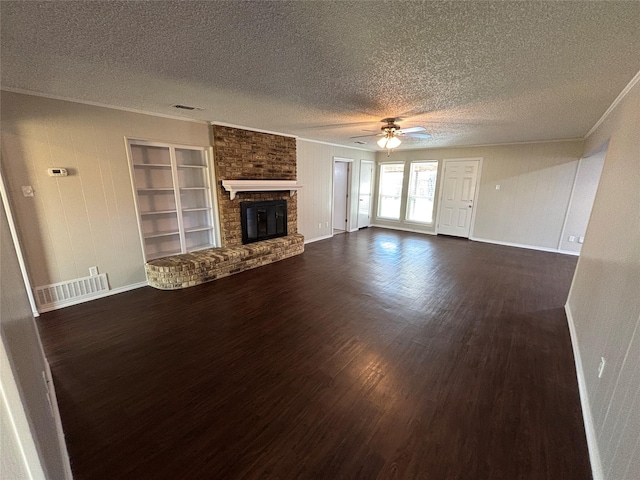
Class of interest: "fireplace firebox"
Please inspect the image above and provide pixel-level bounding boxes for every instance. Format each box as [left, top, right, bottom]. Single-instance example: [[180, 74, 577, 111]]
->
[[240, 200, 287, 244]]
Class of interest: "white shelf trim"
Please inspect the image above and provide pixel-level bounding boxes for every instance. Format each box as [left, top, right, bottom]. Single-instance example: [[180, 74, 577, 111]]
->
[[221, 180, 303, 200]]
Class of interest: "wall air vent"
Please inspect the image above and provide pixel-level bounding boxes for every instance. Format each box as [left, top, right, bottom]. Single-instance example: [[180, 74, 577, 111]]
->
[[33, 273, 110, 312]]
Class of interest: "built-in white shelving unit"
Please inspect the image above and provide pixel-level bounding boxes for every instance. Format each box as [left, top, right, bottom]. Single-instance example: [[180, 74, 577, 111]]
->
[[127, 140, 218, 261]]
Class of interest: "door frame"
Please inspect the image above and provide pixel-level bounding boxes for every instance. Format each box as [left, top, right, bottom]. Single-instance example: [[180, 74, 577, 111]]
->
[[0, 167, 39, 316], [357, 159, 374, 229], [332, 157, 353, 234], [435, 157, 483, 237]]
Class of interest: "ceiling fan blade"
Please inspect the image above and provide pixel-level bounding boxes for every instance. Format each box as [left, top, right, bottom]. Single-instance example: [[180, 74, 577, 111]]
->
[[299, 120, 376, 130], [406, 133, 431, 139], [397, 126, 426, 134], [349, 133, 380, 139]]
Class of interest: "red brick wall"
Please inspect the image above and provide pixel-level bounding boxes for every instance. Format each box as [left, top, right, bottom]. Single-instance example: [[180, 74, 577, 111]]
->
[[212, 125, 297, 247]]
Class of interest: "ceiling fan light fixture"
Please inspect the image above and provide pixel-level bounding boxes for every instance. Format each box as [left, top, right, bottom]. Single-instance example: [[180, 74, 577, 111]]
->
[[377, 134, 401, 149], [387, 136, 401, 149]]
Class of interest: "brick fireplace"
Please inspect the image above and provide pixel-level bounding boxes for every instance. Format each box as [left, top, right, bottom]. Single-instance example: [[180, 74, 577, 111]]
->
[[212, 125, 298, 247]]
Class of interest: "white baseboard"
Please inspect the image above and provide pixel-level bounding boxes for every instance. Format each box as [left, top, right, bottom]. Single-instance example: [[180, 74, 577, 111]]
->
[[37, 281, 148, 313], [470, 236, 580, 256], [557, 249, 581, 256], [304, 234, 333, 245], [565, 304, 603, 480], [370, 224, 437, 235]]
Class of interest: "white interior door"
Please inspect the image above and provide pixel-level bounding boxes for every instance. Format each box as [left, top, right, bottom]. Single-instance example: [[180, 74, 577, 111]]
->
[[358, 160, 374, 228], [333, 161, 349, 232], [437, 159, 480, 237]]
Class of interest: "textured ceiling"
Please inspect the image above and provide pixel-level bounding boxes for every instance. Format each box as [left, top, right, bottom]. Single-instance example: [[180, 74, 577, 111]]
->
[[1, 1, 639, 150]]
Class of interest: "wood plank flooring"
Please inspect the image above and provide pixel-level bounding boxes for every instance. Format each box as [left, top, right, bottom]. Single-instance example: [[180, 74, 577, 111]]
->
[[37, 228, 592, 479]]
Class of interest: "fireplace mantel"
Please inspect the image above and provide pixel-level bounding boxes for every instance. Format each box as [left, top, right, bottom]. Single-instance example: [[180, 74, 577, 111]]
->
[[221, 180, 303, 200]]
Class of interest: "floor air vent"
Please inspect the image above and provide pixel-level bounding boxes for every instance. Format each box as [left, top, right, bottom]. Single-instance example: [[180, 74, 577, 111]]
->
[[34, 273, 109, 311]]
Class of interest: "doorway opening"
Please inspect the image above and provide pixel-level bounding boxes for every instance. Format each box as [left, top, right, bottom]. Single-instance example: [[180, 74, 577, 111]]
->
[[558, 144, 607, 254], [333, 158, 353, 235], [358, 160, 374, 229]]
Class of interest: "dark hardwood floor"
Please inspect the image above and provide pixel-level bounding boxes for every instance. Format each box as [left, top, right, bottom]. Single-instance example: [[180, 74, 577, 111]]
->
[[38, 228, 592, 479]]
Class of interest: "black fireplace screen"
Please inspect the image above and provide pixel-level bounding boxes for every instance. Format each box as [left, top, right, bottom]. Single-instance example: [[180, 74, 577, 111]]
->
[[240, 200, 287, 244]]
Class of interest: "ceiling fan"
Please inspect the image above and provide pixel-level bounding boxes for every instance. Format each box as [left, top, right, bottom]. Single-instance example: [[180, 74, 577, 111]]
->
[[351, 118, 430, 152]]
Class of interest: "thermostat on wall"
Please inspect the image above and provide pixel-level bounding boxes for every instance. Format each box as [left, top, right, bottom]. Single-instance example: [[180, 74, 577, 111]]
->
[[47, 168, 68, 177]]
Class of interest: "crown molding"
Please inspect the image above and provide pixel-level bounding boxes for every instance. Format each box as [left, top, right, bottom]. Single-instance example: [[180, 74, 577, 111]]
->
[[584, 68, 640, 139], [295, 136, 375, 152]]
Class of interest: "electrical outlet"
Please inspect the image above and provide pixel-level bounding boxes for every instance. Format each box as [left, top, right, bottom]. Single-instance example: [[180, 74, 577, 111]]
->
[[598, 357, 606, 378], [318, 223, 322, 229], [495, 184, 500, 190], [578, 236, 584, 244], [21, 186, 34, 197], [568, 236, 575, 242], [89, 266, 99, 276], [326, 221, 329, 227]]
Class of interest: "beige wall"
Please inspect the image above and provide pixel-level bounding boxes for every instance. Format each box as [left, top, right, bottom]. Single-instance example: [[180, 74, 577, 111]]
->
[[1, 199, 69, 479], [297, 139, 375, 242], [375, 140, 584, 249], [567, 79, 640, 480], [0, 91, 211, 290]]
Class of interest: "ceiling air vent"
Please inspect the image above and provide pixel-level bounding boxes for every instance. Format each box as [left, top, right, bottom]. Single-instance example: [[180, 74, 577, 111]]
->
[[172, 104, 202, 111], [354, 141, 366, 145]]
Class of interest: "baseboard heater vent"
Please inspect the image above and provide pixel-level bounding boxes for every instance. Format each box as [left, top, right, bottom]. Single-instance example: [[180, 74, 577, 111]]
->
[[34, 273, 110, 311]]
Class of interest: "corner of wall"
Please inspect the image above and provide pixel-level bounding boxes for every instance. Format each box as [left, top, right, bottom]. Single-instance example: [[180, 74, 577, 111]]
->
[[565, 304, 604, 480]]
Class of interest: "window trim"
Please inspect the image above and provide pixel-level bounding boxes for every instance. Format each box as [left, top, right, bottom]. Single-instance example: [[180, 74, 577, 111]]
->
[[376, 162, 406, 221], [405, 160, 439, 225]]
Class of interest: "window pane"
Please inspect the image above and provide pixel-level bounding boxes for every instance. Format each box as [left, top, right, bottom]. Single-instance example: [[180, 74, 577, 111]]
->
[[377, 164, 405, 219], [406, 161, 438, 223]]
